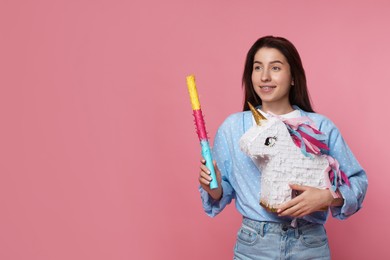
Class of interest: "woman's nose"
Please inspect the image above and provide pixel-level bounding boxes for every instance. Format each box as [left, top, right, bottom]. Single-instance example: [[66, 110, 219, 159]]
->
[[261, 70, 271, 82]]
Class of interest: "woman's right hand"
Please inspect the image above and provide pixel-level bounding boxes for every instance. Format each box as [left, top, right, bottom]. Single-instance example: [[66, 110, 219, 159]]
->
[[199, 159, 223, 201]]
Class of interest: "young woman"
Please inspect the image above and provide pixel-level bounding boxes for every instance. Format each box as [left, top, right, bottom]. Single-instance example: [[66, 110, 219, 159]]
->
[[198, 36, 368, 259]]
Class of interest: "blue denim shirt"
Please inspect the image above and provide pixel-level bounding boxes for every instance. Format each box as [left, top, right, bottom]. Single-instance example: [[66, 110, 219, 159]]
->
[[200, 106, 368, 224]]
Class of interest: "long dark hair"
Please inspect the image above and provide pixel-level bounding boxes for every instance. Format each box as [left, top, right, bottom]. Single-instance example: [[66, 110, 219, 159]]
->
[[242, 36, 314, 112]]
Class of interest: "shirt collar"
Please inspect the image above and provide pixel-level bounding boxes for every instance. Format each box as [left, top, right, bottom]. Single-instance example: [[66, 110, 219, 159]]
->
[[244, 105, 308, 131]]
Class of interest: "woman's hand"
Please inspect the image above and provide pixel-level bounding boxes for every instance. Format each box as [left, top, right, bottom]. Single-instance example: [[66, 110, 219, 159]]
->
[[199, 159, 223, 201], [277, 184, 336, 218]]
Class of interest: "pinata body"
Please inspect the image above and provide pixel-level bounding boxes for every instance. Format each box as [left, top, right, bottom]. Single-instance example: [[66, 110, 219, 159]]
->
[[239, 116, 329, 212]]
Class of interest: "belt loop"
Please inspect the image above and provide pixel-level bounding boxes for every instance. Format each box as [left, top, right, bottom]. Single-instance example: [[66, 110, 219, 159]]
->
[[294, 226, 299, 238], [259, 222, 265, 237]]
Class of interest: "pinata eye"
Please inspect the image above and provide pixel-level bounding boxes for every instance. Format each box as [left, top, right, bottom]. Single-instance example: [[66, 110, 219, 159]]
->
[[265, 136, 277, 147]]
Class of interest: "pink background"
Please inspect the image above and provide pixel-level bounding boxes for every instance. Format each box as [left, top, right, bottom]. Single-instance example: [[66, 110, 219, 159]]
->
[[0, 0, 388, 259]]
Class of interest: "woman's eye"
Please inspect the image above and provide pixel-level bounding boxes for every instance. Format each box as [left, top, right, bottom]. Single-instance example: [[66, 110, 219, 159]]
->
[[254, 66, 262, 71], [272, 66, 281, 71]]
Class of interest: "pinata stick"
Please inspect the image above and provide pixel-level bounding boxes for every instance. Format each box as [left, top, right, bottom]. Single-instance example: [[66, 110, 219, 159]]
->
[[186, 75, 218, 189]]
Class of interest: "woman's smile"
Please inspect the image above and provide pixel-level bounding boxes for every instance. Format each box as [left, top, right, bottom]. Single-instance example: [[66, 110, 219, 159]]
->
[[259, 85, 276, 93]]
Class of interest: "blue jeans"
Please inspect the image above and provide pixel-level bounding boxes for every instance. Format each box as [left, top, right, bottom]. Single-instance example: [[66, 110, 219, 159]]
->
[[234, 218, 330, 260]]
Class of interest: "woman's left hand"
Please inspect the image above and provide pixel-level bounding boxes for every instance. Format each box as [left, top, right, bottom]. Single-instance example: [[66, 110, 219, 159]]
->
[[277, 184, 334, 218]]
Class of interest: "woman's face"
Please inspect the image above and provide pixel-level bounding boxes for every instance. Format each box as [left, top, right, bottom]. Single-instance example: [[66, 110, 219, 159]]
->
[[251, 47, 294, 111]]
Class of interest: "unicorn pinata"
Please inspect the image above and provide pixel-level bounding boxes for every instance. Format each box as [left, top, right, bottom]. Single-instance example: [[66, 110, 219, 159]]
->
[[239, 103, 349, 212]]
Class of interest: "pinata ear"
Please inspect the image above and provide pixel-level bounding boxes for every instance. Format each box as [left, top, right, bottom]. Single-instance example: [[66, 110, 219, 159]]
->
[[248, 102, 267, 126]]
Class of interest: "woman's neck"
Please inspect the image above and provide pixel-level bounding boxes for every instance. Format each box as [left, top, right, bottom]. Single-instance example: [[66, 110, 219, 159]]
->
[[261, 102, 294, 115]]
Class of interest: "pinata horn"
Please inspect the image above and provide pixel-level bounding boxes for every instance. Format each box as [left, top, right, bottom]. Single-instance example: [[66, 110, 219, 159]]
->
[[248, 102, 267, 125]]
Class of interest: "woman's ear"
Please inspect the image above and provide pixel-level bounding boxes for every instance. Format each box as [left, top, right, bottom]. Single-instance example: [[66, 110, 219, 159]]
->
[[291, 79, 295, 86]]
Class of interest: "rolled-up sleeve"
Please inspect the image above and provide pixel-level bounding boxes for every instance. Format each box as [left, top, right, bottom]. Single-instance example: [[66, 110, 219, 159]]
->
[[322, 119, 368, 220], [200, 124, 235, 217]]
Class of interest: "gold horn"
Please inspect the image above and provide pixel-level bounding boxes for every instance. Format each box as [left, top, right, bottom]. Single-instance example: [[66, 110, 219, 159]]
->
[[248, 102, 267, 125]]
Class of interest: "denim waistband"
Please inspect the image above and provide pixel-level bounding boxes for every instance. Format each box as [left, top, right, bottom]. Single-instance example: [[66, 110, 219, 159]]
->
[[242, 217, 322, 237]]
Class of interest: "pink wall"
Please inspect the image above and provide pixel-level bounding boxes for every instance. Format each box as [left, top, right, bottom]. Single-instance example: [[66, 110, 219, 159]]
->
[[0, 0, 388, 259]]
